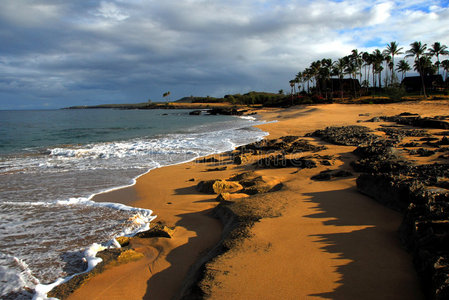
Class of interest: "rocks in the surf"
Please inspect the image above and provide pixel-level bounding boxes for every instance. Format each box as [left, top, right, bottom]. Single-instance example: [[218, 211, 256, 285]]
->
[[116, 236, 131, 247], [207, 107, 243, 116], [136, 223, 174, 239], [117, 249, 144, 264], [196, 179, 243, 194], [189, 110, 202, 115]]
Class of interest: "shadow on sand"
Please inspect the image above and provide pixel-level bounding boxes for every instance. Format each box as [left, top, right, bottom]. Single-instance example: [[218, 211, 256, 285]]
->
[[142, 207, 220, 300], [302, 186, 424, 299]]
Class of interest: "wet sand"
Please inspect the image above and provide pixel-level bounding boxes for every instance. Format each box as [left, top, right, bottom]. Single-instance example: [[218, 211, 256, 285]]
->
[[66, 101, 449, 299]]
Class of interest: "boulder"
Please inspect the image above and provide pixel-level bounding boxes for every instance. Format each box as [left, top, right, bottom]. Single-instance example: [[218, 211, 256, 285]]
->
[[189, 110, 202, 115], [307, 125, 378, 146], [196, 180, 243, 194], [216, 192, 250, 202], [136, 224, 174, 239], [256, 156, 316, 169], [233, 153, 252, 165]]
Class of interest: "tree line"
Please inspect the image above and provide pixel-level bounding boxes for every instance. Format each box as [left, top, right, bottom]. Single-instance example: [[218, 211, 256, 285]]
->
[[290, 41, 449, 98]]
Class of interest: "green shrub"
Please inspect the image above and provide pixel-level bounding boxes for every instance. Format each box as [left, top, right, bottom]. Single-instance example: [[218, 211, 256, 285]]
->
[[385, 85, 406, 101]]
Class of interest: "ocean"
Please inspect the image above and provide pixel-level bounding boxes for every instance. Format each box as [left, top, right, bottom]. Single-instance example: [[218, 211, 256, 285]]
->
[[0, 108, 268, 299]]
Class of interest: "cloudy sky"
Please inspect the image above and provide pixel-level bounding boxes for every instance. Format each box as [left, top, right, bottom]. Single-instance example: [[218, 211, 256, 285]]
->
[[1, 0, 448, 109]]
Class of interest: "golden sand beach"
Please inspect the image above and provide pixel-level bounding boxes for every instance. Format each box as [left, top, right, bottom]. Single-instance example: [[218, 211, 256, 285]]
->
[[61, 101, 449, 299]]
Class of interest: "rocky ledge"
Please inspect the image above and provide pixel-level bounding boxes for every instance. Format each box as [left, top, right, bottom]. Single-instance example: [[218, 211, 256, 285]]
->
[[312, 117, 449, 299]]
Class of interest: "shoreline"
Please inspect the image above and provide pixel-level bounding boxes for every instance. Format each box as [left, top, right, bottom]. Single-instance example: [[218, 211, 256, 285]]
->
[[40, 112, 271, 299], [51, 101, 449, 299]]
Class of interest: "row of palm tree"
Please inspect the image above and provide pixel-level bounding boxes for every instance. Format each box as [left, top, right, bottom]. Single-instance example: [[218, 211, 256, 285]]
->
[[290, 41, 449, 99]]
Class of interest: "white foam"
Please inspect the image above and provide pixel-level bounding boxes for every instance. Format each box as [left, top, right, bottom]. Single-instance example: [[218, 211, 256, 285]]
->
[[0, 253, 40, 297], [239, 115, 257, 121], [1, 114, 273, 299], [33, 243, 106, 300]]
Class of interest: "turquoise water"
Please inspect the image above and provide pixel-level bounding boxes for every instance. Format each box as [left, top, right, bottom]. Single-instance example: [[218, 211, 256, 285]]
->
[[0, 109, 245, 154], [0, 109, 268, 299]]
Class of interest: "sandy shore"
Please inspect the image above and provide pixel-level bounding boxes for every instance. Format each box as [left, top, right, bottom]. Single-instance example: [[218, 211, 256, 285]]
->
[[64, 101, 449, 299]]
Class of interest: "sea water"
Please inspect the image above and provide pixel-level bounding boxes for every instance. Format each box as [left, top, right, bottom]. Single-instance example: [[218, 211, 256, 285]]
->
[[0, 109, 268, 299]]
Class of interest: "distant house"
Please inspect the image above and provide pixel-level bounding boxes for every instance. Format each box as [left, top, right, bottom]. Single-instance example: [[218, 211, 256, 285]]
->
[[321, 78, 361, 93], [401, 75, 444, 92]]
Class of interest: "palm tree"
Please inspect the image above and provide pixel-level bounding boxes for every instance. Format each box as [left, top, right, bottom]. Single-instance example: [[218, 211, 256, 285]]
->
[[289, 79, 296, 95], [350, 49, 363, 85], [405, 41, 428, 97], [295, 72, 300, 93], [163, 91, 171, 102], [415, 56, 436, 77], [333, 57, 347, 99], [310, 60, 322, 95], [362, 52, 372, 91], [428, 42, 449, 75], [442, 59, 449, 81], [396, 59, 411, 81], [303, 68, 312, 93], [320, 58, 333, 98], [384, 41, 403, 84], [383, 54, 392, 86], [372, 49, 384, 90]]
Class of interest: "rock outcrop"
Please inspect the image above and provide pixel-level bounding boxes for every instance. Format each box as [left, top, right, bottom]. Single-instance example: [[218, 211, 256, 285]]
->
[[340, 117, 449, 300]]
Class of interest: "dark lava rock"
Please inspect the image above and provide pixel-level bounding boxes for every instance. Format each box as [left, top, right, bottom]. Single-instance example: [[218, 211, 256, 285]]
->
[[208, 107, 243, 116], [378, 127, 429, 138], [352, 125, 449, 298], [420, 137, 440, 142], [236, 137, 325, 154], [189, 110, 202, 115], [290, 139, 327, 153], [378, 115, 449, 130], [367, 116, 382, 122], [435, 131, 449, 136], [399, 112, 420, 116], [280, 135, 301, 143], [440, 137, 449, 145], [311, 169, 352, 181], [255, 155, 316, 169], [136, 224, 173, 239], [356, 174, 424, 211], [233, 153, 252, 165], [205, 166, 227, 172], [409, 148, 436, 157], [196, 157, 219, 163], [402, 142, 421, 147], [307, 126, 378, 146]]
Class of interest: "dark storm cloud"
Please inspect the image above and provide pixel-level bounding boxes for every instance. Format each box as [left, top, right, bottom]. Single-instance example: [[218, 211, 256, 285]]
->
[[0, 0, 448, 109]]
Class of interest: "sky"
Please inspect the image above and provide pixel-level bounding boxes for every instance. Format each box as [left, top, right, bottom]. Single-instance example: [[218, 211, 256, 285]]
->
[[1, 0, 449, 109]]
